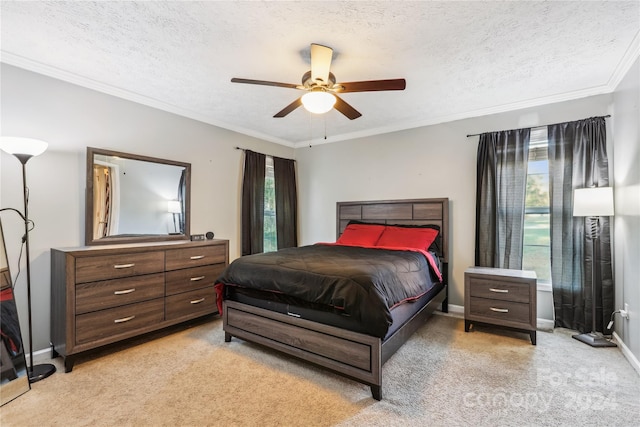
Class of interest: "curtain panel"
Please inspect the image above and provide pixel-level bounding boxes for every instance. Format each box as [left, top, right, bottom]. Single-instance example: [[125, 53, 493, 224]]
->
[[178, 169, 186, 234], [273, 156, 298, 249], [241, 150, 266, 256], [475, 129, 531, 269], [548, 117, 613, 333]]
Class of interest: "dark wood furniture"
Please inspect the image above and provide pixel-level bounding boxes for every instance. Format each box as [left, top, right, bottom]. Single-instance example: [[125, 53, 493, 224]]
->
[[223, 198, 449, 400], [464, 266, 537, 345], [51, 239, 228, 372]]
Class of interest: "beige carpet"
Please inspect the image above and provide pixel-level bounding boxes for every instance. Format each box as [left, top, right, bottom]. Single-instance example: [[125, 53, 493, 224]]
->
[[1, 314, 638, 426]]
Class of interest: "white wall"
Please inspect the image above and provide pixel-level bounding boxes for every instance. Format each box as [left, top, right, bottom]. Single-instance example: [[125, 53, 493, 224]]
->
[[0, 64, 294, 353], [612, 57, 640, 367], [295, 94, 614, 324]]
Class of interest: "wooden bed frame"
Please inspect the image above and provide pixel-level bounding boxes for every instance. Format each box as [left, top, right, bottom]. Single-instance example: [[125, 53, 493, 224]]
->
[[223, 198, 449, 400]]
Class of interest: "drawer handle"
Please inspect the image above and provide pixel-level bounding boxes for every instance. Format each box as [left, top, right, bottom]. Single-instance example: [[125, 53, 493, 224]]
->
[[114, 288, 136, 295], [114, 315, 136, 323], [190, 298, 205, 304], [489, 288, 509, 293], [190, 276, 206, 282], [114, 263, 135, 269], [490, 307, 509, 313], [190, 255, 205, 260]]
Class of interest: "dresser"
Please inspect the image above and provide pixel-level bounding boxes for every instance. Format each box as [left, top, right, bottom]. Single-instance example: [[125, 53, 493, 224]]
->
[[51, 239, 228, 372], [464, 267, 537, 345]]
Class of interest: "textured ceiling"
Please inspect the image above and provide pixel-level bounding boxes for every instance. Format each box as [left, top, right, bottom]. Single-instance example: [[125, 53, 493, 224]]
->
[[1, 1, 639, 147]]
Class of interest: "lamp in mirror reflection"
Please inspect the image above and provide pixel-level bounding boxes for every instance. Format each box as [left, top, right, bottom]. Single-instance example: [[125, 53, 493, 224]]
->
[[0, 136, 57, 382], [167, 200, 181, 234]]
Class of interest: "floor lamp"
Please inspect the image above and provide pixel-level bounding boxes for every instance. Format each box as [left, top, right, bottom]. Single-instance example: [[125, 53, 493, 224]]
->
[[572, 186, 616, 348], [0, 137, 57, 382]]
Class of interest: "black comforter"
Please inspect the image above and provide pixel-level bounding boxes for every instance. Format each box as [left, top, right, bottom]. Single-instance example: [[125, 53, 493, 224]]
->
[[217, 244, 442, 338]]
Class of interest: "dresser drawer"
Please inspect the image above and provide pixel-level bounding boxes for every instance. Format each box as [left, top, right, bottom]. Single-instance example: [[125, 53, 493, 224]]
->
[[75, 298, 164, 345], [165, 245, 227, 271], [469, 297, 531, 324], [165, 287, 217, 321], [75, 252, 165, 283], [468, 277, 530, 303], [76, 273, 165, 315], [165, 264, 226, 296]]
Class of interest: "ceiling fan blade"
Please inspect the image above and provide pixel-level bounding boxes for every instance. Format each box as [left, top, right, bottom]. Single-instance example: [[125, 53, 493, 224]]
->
[[310, 44, 333, 85], [338, 79, 406, 93], [231, 78, 300, 89], [274, 97, 303, 118], [333, 95, 362, 120]]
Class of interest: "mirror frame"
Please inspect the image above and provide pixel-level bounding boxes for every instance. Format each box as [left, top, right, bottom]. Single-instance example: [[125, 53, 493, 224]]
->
[[85, 147, 191, 246]]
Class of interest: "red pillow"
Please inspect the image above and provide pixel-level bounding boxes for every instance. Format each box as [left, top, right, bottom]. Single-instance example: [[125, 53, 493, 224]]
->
[[336, 224, 386, 246], [376, 226, 439, 250]]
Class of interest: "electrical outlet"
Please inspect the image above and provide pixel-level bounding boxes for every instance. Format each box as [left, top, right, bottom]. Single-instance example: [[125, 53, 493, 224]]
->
[[620, 303, 629, 319], [623, 303, 630, 319]]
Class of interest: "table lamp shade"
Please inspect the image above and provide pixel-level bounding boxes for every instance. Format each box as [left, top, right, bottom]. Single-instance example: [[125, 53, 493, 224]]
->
[[167, 200, 181, 213], [573, 187, 614, 217]]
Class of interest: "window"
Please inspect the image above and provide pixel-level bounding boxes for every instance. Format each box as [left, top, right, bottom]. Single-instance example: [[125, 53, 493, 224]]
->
[[263, 156, 277, 252], [523, 127, 551, 283]]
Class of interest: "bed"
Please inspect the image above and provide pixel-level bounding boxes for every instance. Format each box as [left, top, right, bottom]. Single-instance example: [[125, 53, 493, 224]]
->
[[217, 198, 449, 400]]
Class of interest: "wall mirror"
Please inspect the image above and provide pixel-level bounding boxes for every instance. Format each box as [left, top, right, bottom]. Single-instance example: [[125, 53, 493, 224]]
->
[[86, 147, 191, 245], [0, 219, 30, 405]]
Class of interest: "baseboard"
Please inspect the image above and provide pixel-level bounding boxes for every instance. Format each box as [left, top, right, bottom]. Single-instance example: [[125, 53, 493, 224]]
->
[[436, 303, 464, 318], [536, 318, 554, 331], [25, 347, 53, 364], [613, 332, 640, 376]]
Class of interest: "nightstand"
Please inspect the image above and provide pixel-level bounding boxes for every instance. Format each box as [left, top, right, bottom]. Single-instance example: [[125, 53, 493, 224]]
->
[[464, 267, 537, 345]]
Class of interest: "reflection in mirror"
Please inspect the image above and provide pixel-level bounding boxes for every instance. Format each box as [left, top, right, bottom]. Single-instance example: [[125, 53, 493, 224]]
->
[[86, 148, 191, 245], [0, 219, 30, 405]]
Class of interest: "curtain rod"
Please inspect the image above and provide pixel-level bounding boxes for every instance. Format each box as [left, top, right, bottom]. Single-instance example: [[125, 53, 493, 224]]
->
[[235, 146, 296, 162], [466, 115, 611, 138]]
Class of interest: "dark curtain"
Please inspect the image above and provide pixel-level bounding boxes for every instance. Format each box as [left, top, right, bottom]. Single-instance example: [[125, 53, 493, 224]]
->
[[177, 169, 186, 233], [273, 156, 298, 249], [475, 129, 530, 268], [241, 150, 266, 255], [548, 117, 613, 333]]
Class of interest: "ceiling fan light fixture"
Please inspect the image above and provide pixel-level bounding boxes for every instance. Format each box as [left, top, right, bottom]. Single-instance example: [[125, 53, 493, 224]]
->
[[301, 91, 336, 114]]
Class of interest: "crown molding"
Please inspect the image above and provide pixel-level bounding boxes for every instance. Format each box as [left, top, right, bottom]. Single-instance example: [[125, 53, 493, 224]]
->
[[0, 51, 295, 148], [2, 47, 631, 151], [608, 30, 640, 91], [295, 84, 613, 148]]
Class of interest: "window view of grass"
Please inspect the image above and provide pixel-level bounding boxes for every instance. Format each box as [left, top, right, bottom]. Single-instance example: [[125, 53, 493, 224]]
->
[[523, 213, 551, 282], [523, 130, 551, 283], [263, 157, 278, 252]]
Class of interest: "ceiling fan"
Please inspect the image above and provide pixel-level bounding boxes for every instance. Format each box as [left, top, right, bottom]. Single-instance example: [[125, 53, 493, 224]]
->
[[231, 43, 406, 120]]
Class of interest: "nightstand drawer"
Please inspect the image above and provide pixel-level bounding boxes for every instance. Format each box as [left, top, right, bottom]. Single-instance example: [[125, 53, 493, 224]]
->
[[469, 297, 530, 324], [468, 278, 530, 303]]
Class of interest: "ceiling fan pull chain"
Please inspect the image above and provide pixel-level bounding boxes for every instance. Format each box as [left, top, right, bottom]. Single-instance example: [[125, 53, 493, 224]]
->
[[324, 116, 327, 140]]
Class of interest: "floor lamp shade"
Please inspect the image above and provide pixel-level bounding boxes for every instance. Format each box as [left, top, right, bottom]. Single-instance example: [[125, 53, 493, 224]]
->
[[572, 186, 615, 347], [0, 137, 57, 381], [573, 187, 614, 217], [0, 137, 48, 159]]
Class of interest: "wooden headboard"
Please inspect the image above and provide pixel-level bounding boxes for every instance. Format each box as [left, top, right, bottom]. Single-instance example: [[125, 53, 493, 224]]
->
[[336, 198, 449, 263]]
